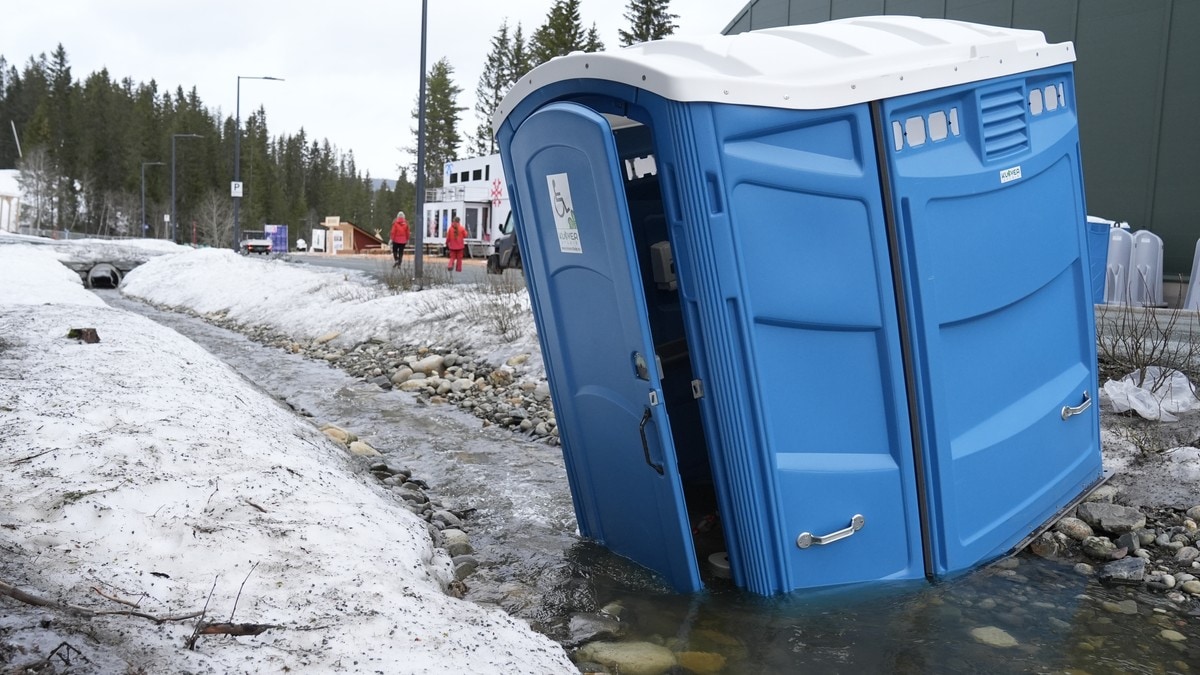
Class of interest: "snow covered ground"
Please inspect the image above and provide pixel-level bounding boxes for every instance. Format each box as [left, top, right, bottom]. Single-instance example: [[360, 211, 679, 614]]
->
[[0, 237, 573, 673]]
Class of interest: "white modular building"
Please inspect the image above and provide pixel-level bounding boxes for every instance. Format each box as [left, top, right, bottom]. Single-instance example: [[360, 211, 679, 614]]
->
[[421, 154, 510, 257]]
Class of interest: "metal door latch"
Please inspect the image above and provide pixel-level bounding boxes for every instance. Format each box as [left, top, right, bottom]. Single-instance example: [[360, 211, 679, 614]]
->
[[1061, 390, 1091, 420], [796, 514, 865, 549]]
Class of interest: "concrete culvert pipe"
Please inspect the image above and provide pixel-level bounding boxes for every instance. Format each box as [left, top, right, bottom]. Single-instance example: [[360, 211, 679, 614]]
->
[[87, 263, 123, 289]]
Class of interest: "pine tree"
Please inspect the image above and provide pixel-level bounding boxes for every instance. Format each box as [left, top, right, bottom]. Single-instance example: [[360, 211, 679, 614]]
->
[[583, 24, 604, 52], [530, 0, 603, 66], [412, 57, 464, 187], [509, 24, 534, 84], [470, 21, 513, 156], [618, 0, 679, 47]]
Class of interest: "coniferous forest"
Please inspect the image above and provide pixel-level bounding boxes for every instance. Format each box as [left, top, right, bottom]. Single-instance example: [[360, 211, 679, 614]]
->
[[0, 0, 679, 249], [0, 45, 413, 249]]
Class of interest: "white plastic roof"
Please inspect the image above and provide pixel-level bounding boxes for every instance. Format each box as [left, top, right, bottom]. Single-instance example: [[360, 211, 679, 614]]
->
[[493, 16, 1074, 131]]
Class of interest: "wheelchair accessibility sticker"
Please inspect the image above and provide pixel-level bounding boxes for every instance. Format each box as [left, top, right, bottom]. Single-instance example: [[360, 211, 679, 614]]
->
[[546, 173, 582, 254]]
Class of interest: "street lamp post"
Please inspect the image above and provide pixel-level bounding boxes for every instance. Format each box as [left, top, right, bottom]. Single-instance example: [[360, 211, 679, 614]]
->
[[172, 133, 203, 244], [414, 0, 429, 280], [141, 161, 164, 237], [233, 75, 284, 249]]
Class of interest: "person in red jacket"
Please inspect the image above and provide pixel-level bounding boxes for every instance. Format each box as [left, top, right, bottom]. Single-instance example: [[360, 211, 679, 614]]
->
[[390, 211, 410, 267], [445, 216, 467, 272]]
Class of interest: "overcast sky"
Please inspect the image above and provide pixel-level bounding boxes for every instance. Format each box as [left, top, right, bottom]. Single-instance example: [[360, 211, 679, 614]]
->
[[1, 1, 741, 180]]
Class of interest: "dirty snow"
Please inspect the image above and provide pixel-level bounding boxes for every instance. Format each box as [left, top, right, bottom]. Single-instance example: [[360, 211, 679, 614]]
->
[[121, 246, 543, 382], [0, 238, 573, 673]]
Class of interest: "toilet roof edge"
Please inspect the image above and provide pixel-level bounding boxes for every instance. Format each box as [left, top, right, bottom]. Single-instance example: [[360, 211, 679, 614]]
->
[[492, 16, 1073, 133]]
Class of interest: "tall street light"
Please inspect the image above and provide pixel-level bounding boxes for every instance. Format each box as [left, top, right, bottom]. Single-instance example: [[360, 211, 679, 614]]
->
[[141, 161, 164, 237], [172, 133, 203, 244], [232, 75, 284, 250], [413, 0, 428, 279]]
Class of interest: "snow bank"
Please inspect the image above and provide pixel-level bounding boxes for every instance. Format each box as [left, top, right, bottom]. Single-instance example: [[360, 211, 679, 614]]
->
[[120, 247, 545, 380], [0, 243, 574, 673]]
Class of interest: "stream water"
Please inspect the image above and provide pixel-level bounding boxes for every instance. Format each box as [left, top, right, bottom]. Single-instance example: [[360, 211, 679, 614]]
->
[[100, 290, 1197, 673]]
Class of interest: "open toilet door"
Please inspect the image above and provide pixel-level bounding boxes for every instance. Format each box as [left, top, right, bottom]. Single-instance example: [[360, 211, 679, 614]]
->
[[506, 102, 702, 592]]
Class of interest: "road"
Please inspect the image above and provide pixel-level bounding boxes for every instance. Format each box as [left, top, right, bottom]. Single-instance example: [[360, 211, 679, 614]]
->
[[283, 250, 499, 284]]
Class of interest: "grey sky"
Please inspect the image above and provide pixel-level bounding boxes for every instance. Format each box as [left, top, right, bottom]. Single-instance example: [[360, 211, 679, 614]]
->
[[1, 1, 738, 179]]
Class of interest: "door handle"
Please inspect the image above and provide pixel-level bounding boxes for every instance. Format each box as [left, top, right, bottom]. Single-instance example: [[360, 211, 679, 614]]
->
[[1061, 390, 1092, 420], [796, 514, 865, 549], [639, 406, 665, 475]]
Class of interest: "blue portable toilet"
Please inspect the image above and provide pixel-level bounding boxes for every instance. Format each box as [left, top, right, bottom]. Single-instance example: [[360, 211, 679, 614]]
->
[[493, 16, 1104, 596]]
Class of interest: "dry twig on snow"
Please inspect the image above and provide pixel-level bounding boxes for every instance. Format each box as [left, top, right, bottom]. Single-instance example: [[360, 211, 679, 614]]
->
[[0, 578, 202, 623]]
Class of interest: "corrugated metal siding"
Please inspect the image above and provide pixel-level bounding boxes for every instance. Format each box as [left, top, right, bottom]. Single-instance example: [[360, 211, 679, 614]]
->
[[722, 0, 1200, 276]]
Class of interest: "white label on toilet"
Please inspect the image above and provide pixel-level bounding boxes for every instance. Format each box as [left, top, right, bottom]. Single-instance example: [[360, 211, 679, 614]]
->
[[546, 173, 582, 254]]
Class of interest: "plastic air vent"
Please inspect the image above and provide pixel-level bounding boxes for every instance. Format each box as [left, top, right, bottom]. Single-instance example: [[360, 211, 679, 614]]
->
[[979, 87, 1029, 160]]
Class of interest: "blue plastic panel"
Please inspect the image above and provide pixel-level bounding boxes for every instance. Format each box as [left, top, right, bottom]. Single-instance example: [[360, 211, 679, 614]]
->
[[879, 66, 1103, 575], [694, 103, 927, 591], [503, 102, 702, 592]]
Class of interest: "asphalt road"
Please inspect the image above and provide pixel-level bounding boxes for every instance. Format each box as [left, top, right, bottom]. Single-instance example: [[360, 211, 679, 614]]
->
[[283, 250, 495, 283]]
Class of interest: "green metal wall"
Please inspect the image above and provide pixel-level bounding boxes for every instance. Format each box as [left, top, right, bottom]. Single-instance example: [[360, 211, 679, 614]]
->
[[725, 0, 1200, 276]]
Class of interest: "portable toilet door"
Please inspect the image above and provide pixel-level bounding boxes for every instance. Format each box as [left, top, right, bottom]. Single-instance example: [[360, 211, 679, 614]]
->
[[877, 67, 1102, 577], [504, 101, 704, 592], [495, 16, 1102, 596]]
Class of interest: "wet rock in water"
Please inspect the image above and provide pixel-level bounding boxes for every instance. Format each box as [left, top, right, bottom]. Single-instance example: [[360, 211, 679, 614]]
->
[[969, 626, 1019, 648], [390, 366, 414, 384], [452, 555, 478, 580], [1030, 532, 1067, 559], [1082, 536, 1118, 560], [676, 651, 727, 674], [1055, 516, 1094, 541], [431, 509, 462, 529], [1101, 599, 1139, 615], [1098, 556, 1147, 585], [1076, 502, 1147, 534], [441, 529, 472, 557], [1161, 629, 1187, 642], [348, 440, 380, 457], [567, 613, 624, 647], [573, 641, 677, 675], [320, 423, 357, 444], [1181, 580, 1200, 595], [392, 487, 428, 504], [369, 375, 392, 389], [1074, 562, 1095, 576]]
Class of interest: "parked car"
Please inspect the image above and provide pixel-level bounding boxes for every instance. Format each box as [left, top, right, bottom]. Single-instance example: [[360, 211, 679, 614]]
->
[[239, 231, 272, 255], [486, 212, 521, 274]]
